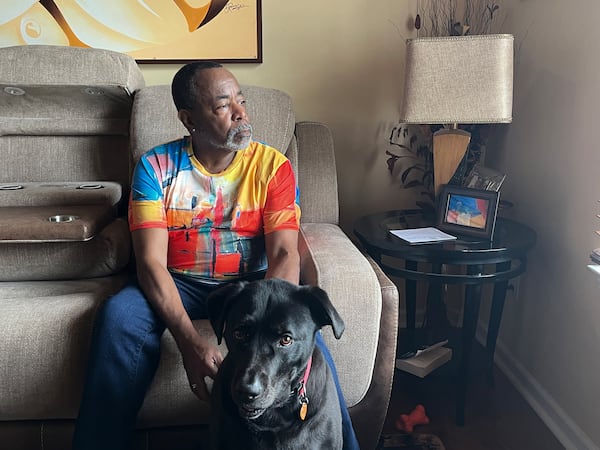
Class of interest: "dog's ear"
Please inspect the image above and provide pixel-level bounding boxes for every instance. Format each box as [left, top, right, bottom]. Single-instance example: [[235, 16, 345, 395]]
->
[[207, 281, 248, 344], [303, 286, 345, 339]]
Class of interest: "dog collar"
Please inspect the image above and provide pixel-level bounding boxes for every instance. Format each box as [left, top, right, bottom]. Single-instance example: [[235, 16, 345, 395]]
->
[[297, 356, 312, 421]]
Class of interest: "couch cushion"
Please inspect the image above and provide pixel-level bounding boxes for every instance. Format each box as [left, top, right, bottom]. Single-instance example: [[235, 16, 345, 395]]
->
[[0, 135, 133, 186], [0, 275, 128, 420], [138, 321, 227, 428], [242, 84, 295, 156]]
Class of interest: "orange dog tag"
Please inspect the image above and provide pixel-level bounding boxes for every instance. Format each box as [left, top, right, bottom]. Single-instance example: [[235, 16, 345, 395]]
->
[[299, 402, 308, 421]]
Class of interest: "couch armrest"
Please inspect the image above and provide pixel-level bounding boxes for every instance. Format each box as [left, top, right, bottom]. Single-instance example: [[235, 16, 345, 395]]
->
[[299, 223, 398, 450], [299, 223, 382, 405], [352, 255, 399, 450]]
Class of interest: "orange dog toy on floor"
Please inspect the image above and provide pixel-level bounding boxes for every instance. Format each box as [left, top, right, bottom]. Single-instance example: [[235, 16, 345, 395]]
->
[[395, 404, 430, 433]]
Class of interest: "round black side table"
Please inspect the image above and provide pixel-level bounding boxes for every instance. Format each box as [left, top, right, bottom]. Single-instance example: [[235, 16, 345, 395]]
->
[[354, 209, 536, 426]]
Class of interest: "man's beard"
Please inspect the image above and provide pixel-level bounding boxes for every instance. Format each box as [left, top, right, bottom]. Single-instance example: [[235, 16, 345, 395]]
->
[[206, 124, 253, 152]]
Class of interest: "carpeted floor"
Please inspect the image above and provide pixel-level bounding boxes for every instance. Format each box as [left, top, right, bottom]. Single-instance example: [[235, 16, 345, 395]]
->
[[377, 433, 446, 450]]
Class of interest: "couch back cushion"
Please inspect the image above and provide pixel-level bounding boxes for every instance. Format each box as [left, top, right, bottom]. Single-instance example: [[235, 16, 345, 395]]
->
[[0, 84, 133, 136], [130, 84, 296, 163], [0, 45, 144, 187]]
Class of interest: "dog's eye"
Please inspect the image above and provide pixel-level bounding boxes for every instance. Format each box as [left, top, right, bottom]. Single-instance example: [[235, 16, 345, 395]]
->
[[233, 329, 249, 341], [279, 335, 293, 346]]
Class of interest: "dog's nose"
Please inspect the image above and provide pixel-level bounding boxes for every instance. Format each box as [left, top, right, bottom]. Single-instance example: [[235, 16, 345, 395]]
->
[[236, 376, 263, 401]]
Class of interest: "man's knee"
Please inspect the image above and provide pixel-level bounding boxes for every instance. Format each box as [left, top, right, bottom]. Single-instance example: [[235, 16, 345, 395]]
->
[[93, 285, 154, 339]]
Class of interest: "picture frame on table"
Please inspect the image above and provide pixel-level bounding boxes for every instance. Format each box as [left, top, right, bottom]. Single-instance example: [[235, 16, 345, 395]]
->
[[436, 185, 500, 240]]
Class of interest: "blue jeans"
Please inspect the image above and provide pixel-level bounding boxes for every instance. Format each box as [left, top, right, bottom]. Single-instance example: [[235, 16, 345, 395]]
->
[[73, 275, 359, 450]]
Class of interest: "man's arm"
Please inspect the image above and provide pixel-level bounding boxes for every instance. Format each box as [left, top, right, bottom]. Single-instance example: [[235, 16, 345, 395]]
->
[[132, 227, 223, 399], [264, 228, 300, 284]]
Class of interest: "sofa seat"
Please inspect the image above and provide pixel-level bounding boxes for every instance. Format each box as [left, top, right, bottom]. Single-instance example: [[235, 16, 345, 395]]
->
[[0, 276, 129, 420]]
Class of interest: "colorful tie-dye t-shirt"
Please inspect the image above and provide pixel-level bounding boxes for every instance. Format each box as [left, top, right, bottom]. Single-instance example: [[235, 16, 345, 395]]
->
[[128, 137, 300, 282]]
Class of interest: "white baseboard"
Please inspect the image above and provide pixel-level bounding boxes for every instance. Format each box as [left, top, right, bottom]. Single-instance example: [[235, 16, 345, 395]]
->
[[476, 323, 599, 450]]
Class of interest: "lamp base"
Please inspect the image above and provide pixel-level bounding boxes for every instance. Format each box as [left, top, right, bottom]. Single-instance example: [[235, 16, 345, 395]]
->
[[433, 128, 471, 195]]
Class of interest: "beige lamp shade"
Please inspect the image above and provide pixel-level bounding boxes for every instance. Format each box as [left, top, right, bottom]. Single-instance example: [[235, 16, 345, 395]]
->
[[399, 34, 514, 195], [400, 34, 514, 124]]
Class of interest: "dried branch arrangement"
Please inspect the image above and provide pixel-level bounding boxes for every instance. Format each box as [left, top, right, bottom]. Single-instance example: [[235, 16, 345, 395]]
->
[[415, 0, 504, 37]]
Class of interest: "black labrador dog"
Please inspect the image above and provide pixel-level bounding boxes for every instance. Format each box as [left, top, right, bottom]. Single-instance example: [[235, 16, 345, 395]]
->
[[207, 278, 345, 450]]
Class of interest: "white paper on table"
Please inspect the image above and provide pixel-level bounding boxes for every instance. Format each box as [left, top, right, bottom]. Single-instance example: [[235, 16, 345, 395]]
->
[[389, 227, 457, 244]]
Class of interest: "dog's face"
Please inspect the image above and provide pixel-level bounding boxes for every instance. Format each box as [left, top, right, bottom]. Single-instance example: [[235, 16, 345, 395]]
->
[[207, 279, 344, 421]]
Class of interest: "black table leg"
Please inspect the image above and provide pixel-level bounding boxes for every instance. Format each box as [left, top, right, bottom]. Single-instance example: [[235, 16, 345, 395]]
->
[[405, 260, 417, 352], [405, 260, 417, 329], [424, 263, 449, 344], [456, 264, 483, 426], [486, 260, 511, 386]]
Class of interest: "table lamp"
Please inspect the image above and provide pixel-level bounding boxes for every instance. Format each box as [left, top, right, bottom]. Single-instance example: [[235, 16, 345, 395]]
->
[[399, 34, 514, 196]]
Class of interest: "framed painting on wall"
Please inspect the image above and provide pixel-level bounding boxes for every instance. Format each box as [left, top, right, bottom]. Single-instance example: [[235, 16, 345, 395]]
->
[[0, 1, 262, 63]]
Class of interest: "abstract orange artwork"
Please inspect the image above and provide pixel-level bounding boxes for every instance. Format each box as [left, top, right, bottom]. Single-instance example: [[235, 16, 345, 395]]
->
[[0, 0, 262, 63]]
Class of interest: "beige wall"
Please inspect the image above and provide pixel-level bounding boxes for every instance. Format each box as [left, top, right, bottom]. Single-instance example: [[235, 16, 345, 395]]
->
[[485, 0, 600, 448], [142, 1, 600, 448]]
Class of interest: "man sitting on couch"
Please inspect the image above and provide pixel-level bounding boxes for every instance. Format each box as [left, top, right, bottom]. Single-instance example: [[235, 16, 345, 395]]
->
[[72, 61, 359, 450]]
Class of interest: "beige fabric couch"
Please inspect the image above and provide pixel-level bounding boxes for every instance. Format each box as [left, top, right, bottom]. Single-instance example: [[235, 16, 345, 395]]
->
[[0, 45, 398, 450]]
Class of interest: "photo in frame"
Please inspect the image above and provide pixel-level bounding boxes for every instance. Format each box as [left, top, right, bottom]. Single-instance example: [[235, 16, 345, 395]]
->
[[0, 1, 262, 63], [436, 185, 500, 240]]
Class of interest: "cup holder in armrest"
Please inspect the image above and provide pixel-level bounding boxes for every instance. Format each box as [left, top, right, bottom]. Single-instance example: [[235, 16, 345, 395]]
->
[[48, 215, 80, 223], [0, 205, 116, 242]]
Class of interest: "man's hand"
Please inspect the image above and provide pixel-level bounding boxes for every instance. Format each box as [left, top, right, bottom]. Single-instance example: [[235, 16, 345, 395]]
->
[[179, 337, 224, 401]]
